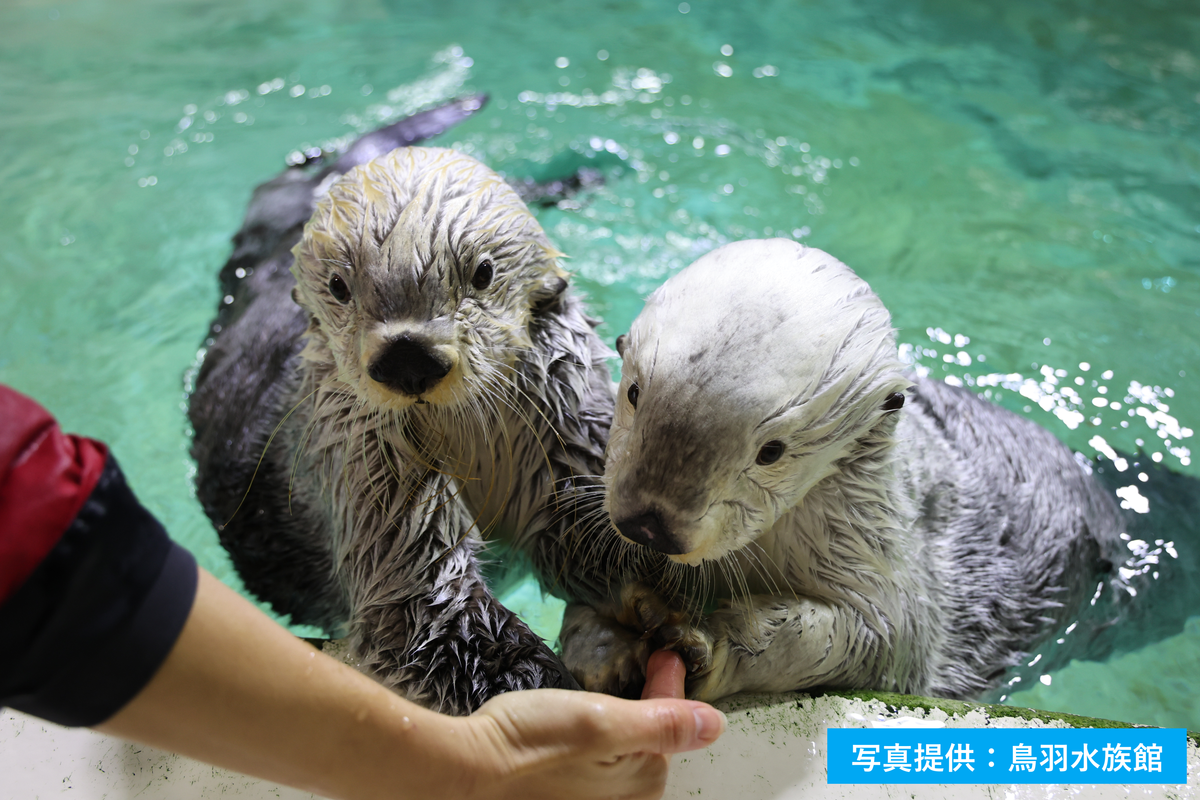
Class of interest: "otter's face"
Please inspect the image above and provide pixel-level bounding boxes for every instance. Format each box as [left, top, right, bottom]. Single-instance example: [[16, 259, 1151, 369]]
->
[[604, 239, 911, 566], [291, 147, 567, 412]]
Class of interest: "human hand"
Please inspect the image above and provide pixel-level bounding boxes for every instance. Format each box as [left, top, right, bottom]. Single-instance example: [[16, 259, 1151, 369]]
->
[[462, 650, 724, 800], [94, 572, 720, 800]]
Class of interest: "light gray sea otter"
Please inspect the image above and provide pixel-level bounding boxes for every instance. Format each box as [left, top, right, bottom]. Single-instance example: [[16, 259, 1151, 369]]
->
[[560, 238, 1125, 702], [189, 99, 626, 713]]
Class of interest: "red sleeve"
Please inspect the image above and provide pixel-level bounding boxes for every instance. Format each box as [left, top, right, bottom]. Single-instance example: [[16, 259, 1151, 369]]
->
[[0, 386, 109, 605]]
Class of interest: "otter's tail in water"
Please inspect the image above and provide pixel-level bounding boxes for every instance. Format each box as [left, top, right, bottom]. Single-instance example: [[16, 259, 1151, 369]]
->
[[333, 94, 487, 172]]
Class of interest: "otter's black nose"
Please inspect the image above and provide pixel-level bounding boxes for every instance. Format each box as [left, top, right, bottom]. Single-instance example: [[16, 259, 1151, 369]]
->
[[616, 511, 686, 555], [368, 335, 451, 397]]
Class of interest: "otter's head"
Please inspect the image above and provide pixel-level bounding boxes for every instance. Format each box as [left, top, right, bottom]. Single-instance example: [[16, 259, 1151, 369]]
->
[[291, 147, 568, 411], [606, 239, 912, 566]]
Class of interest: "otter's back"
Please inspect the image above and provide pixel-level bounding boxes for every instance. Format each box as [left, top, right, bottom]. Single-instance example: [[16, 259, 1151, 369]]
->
[[898, 377, 1124, 692]]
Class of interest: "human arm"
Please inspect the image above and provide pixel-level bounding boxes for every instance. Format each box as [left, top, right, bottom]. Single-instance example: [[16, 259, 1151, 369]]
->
[[2, 383, 723, 799], [98, 568, 725, 800]]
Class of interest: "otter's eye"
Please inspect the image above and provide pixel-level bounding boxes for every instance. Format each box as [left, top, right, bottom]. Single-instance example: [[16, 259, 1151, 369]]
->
[[626, 382, 639, 409], [882, 391, 905, 412], [756, 440, 785, 465], [472, 258, 494, 291], [328, 274, 351, 304]]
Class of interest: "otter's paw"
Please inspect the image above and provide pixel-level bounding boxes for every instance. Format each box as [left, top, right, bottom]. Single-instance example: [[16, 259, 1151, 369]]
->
[[612, 581, 686, 633], [679, 634, 734, 702], [609, 583, 731, 700], [647, 614, 736, 701], [559, 604, 650, 698], [654, 619, 715, 678]]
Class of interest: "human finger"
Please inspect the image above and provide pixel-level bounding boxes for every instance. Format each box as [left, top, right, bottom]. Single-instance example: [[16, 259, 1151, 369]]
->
[[641, 650, 686, 700]]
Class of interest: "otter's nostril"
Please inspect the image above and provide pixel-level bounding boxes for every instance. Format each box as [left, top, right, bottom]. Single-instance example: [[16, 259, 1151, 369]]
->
[[616, 511, 686, 555], [368, 335, 451, 397]]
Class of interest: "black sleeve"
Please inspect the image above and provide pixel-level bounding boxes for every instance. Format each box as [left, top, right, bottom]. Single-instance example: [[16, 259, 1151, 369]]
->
[[0, 454, 198, 727]]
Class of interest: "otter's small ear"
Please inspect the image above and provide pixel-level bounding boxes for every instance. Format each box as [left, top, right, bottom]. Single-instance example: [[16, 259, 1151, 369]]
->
[[531, 273, 569, 313], [615, 334, 627, 357], [882, 391, 906, 412]]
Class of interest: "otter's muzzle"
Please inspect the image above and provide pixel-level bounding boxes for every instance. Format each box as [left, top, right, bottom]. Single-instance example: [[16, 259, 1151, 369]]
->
[[368, 334, 452, 397], [616, 510, 687, 555]]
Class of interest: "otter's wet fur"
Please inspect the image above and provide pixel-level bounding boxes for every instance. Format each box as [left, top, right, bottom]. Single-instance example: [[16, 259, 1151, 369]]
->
[[560, 239, 1126, 702], [189, 100, 626, 713]]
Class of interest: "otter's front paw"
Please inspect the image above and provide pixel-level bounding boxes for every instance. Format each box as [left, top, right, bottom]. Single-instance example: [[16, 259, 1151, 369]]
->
[[611, 583, 727, 700], [559, 604, 650, 698], [645, 613, 734, 701]]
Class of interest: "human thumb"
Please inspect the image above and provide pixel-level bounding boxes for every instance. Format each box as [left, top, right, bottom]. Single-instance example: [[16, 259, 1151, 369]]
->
[[617, 700, 726, 755]]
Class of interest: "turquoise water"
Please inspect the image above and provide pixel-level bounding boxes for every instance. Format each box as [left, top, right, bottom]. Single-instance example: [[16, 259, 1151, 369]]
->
[[2, 0, 1198, 728]]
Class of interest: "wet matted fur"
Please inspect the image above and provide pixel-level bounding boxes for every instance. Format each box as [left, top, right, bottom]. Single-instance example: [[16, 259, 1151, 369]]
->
[[559, 239, 1127, 702], [189, 104, 630, 713]]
